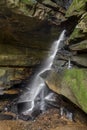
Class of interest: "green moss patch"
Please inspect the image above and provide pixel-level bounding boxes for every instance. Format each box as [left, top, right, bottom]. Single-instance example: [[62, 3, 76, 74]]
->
[[63, 68, 87, 113]]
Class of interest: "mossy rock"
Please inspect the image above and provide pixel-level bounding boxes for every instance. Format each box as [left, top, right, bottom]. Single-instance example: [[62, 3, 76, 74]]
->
[[66, 1, 87, 43], [69, 12, 87, 44], [63, 68, 87, 113], [66, 0, 87, 17], [65, 1, 87, 46], [69, 27, 85, 42], [45, 69, 87, 113]]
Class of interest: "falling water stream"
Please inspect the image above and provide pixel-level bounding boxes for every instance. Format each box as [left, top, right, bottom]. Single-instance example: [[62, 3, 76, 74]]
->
[[18, 30, 66, 116]]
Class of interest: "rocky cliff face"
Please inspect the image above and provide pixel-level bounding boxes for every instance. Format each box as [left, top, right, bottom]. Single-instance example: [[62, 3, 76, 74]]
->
[[45, 0, 87, 113], [0, 0, 87, 113], [0, 4, 58, 89]]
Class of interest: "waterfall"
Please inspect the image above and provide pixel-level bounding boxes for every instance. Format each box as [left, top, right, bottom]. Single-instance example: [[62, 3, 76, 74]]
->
[[18, 30, 66, 115]]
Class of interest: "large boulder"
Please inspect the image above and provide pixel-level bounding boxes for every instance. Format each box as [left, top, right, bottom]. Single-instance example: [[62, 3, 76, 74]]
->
[[45, 68, 87, 113]]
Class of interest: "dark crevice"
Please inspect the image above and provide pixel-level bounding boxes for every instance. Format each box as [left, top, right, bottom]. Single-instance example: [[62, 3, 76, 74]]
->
[[60, 16, 79, 35], [77, 50, 87, 54]]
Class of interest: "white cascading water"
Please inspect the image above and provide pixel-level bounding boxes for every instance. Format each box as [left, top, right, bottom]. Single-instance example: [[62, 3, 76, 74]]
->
[[18, 30, 66, 115]]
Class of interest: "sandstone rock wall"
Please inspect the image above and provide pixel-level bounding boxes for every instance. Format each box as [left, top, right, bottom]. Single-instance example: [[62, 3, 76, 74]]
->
[[0, 6, 56, 89]]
